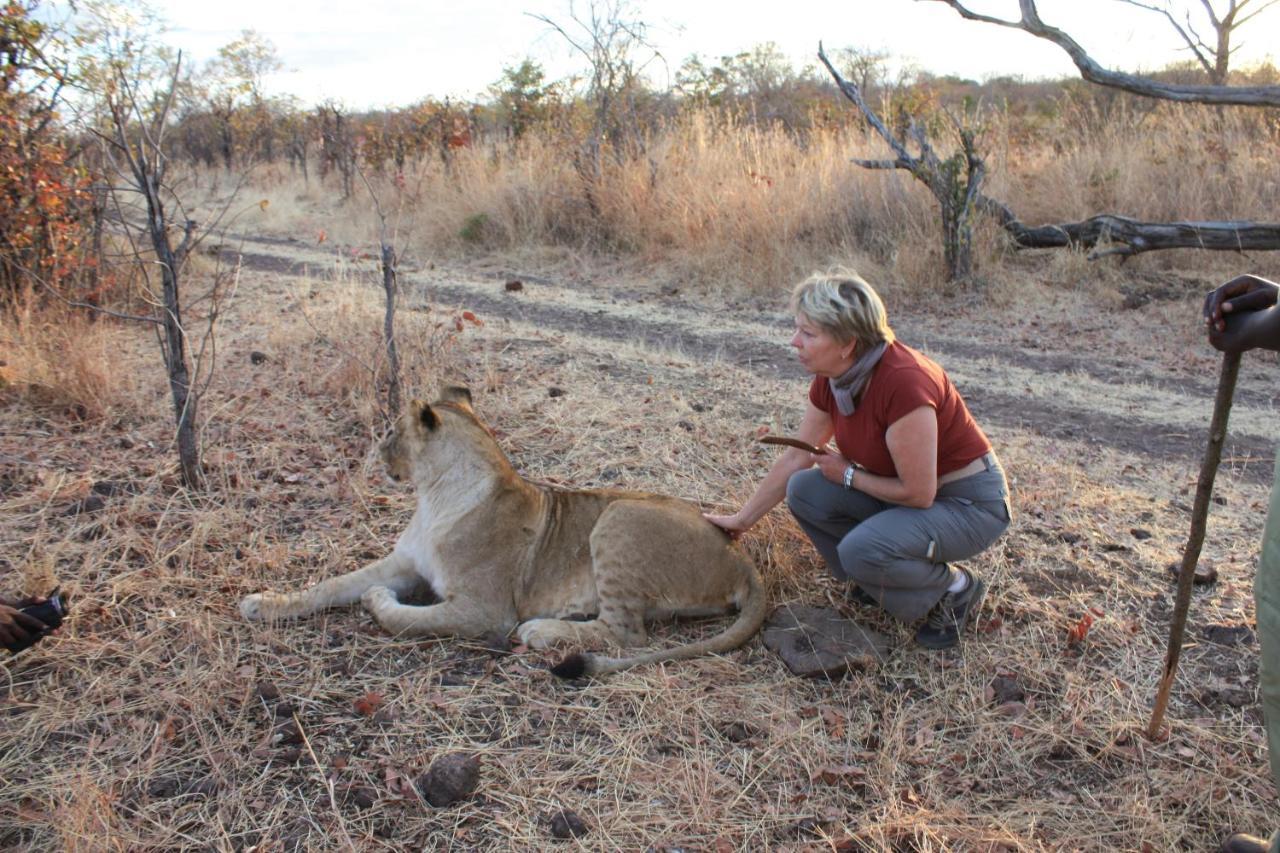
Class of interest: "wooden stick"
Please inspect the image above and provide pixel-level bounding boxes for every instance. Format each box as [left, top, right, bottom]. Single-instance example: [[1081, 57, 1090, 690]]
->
[[759, 435, 827, 455], [1147, 350, 1242, 740]]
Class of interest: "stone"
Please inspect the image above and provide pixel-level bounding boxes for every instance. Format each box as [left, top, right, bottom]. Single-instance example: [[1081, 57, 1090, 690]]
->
[[716, 721, 758, 744], [272, 720, 303, 746], [1203, 623, 1255, 646], [988, 674, 1025, 705], [64, 495, 105, 516], [417, 753, 480, 807], [761, 605, 890, 679], [1166, 561, 1218, 585], [549, 809, 589, 840]]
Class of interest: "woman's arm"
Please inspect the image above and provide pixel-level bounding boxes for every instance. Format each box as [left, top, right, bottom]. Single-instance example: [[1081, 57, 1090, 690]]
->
[[810, 405, 938, 508], [704, 402, 834, 537]]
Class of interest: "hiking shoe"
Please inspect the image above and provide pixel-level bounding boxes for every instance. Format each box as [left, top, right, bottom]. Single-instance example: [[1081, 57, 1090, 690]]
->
[[847, 585, 878, 608], [1220, 834, 1270, 853], [915, 568, 986, 650]]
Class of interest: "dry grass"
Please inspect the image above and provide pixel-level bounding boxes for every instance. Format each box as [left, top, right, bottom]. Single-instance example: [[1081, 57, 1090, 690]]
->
[[1, 238, 1275, 850], [180, 100, 1280, 301], [0, 298, 146, 422]]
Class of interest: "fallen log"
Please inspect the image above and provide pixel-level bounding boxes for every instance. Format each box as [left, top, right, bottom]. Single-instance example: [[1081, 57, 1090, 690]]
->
[[977, 195, 1280, 259]]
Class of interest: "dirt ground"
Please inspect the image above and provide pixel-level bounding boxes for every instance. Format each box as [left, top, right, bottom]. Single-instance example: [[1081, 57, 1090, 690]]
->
[[2, 237, 1278, 850]]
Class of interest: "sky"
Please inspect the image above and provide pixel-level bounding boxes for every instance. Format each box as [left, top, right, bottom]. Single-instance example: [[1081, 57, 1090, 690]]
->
[[131, 0, 1280, 109]]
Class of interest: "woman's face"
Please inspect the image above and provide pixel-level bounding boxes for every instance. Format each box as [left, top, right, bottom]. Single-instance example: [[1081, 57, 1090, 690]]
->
[[791, 314, 855, 377]]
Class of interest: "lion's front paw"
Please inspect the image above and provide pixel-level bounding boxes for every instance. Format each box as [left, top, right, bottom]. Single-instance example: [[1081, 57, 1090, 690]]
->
[[361, 585, 396, 614]]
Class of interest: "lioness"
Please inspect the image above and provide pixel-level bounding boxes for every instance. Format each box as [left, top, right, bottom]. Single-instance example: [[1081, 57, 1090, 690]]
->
[[240, 387, 766, 677]]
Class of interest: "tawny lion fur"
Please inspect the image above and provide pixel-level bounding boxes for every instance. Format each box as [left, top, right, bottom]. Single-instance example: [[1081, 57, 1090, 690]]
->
[[239, 387, 767, 677]]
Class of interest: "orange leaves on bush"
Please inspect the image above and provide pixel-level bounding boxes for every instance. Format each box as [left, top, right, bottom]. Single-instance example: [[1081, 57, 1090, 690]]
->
[[0, 4, 96, 302]]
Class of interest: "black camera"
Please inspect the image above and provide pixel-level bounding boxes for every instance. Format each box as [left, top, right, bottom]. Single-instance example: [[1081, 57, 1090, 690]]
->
[[4, 590, 68, 654]]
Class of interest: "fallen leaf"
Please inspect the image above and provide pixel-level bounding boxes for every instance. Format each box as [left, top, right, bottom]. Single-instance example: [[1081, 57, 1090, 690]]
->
[[353, 691, 385, 717], [1067, 612, 1094, 645], [820, 708, 846, 739], [812, 764, 866, 786]]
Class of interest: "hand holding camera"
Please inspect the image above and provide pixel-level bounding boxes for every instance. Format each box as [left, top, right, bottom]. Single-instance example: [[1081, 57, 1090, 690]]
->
[[1, 590, 68, 654]]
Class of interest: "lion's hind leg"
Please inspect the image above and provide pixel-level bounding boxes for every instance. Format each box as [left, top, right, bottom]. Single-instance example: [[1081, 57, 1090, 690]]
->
[[240, 553, 418, 622]]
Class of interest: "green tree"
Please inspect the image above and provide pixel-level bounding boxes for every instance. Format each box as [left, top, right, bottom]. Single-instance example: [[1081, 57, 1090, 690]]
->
[[200, 29, 282, 169], [489, 58, 555, 139]]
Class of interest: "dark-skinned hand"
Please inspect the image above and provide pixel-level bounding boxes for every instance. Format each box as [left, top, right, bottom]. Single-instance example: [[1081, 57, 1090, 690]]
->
[[1203, 275, 1278, 332], [0, 597, 48, 650], [1203, 275, 1280, 354]]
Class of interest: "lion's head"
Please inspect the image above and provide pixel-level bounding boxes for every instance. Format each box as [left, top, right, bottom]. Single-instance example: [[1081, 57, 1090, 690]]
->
[[379, 386, 484, 484]]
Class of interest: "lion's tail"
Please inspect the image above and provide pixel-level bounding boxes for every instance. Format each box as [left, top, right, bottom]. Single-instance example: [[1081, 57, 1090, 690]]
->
[[550, 561, 768, 679]]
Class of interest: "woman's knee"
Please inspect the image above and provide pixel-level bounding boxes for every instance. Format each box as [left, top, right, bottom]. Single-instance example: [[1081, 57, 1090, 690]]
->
[[785, 468, 829, 521], [837, 528, 901, 585]]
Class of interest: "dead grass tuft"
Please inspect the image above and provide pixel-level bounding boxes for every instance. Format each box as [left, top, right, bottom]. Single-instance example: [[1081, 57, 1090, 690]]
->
[[0, 299, 143, 420]]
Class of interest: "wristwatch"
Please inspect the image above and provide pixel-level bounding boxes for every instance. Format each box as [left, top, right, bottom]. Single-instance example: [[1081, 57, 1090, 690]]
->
[[843, 465, 855, 490]]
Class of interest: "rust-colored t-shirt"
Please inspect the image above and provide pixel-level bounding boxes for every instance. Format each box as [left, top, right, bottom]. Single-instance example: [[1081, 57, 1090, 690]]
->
[[808, 341, 991, 478]]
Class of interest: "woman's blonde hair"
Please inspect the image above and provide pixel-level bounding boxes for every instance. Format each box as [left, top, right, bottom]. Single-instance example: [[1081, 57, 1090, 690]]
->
[[790, 268, 895, 349]]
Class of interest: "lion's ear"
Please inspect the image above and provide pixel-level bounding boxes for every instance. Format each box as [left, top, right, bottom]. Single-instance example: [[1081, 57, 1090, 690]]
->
[[415, 400, 440, 431], [440, 386, 473, 409]]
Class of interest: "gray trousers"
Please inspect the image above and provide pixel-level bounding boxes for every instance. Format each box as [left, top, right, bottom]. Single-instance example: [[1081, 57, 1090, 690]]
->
[[786, 453, 1012, 623]]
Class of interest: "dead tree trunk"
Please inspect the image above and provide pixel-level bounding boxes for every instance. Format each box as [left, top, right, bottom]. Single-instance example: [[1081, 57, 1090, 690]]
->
[[152, 210, 200, 489], [818, 44, 986, 281], [380, 242, 402, 421], [107, 56, 203, 489], [359, 166, 404, 425]]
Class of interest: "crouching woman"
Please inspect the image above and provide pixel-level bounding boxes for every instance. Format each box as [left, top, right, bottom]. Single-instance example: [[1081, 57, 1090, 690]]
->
[[706, 269, 1011, 649]]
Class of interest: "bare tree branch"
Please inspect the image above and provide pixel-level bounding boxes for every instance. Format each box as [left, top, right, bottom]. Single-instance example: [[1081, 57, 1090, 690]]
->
[[1234, 0, 1280, 27], [1115, 0, 1215, 74], [924, 0, 1280, 104], [819, 41, 990, 279], [852, 159, 907, 170], [817, 44, 916, 167]]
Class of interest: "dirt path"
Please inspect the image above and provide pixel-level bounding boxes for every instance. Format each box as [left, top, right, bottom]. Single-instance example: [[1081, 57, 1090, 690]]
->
[[233, 240, 1280, 480]]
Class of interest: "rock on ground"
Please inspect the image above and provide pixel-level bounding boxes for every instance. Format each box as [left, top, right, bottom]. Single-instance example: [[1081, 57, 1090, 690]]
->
[[417, 753, 481, 807], [761, 605, 890, 679]]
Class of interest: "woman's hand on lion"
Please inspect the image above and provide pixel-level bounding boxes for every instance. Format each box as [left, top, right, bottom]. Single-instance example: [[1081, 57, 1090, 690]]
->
[[703, 512, 750, 540]]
